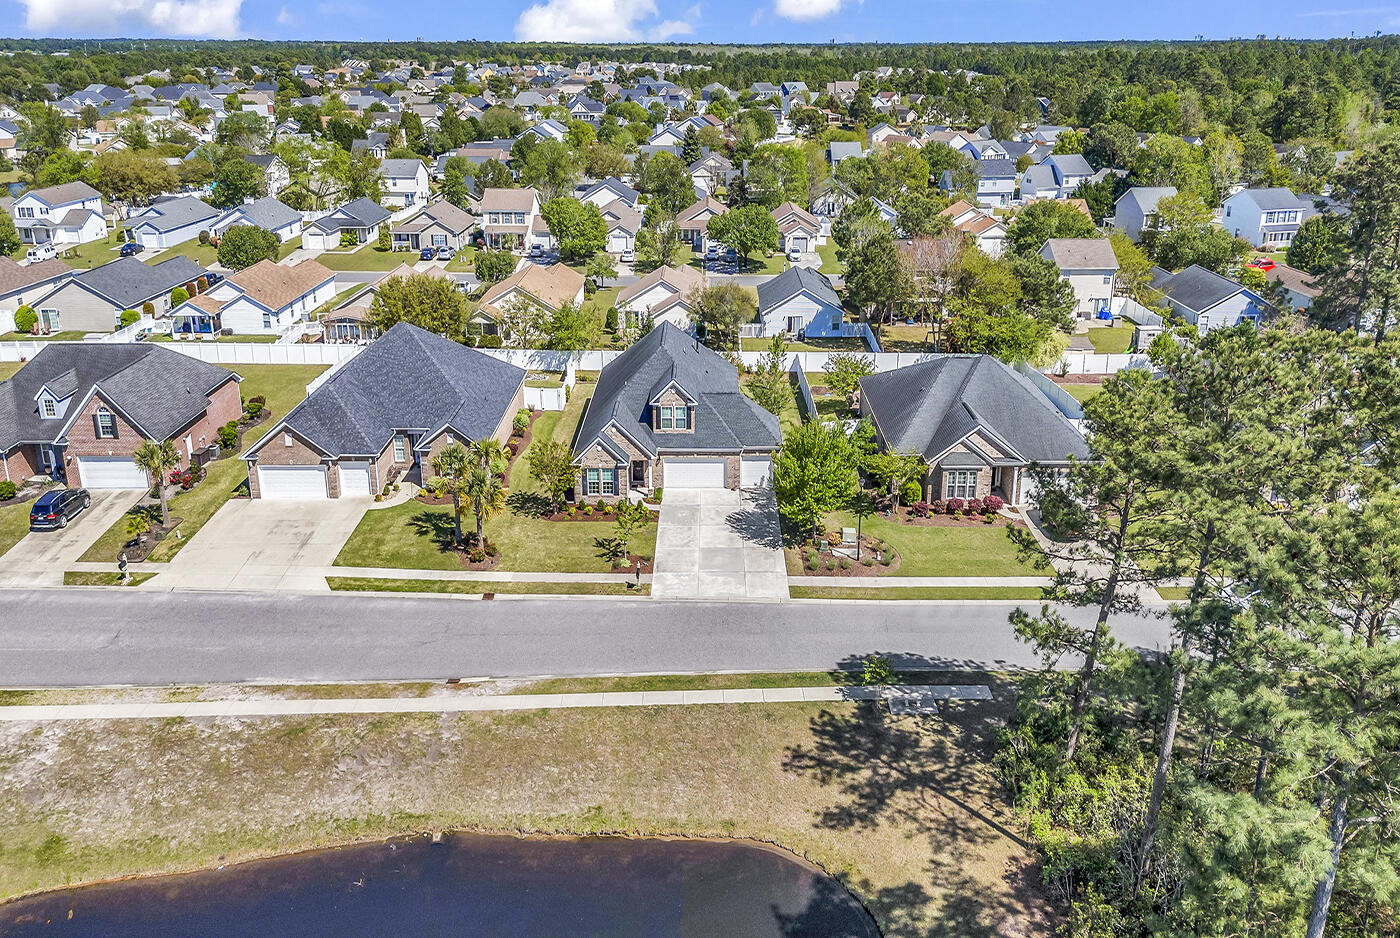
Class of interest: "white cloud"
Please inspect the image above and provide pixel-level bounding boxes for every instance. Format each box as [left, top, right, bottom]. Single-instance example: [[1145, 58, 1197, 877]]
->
[[515, 0, 697, 40], [773, 0, 841, 20], [20, 0, 242, 37], [275, 5, 296, 24]]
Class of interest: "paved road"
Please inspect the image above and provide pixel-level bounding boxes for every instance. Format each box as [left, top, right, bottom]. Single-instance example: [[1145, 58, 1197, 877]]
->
[[0, 590, 1173, 687]]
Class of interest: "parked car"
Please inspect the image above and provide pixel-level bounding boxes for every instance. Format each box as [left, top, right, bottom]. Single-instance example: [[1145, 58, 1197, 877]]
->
[[529, 244, 544, 258], [1247, 258, 1276, 271], [725, 248, 737, 262], [118, 242, 143, 257], [29, 488, 91, 530], [706, 243, 720, 260], [25, 243, 58, 263], [436, 246, 453, 261], [205, 272, 222, 285], [420, 247, 435, 260], [620, 249, 635, 264], [787, 246, 803, 262]]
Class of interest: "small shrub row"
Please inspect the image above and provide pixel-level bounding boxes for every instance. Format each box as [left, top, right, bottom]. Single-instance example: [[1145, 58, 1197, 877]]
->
[[167, 463, 204, 491], [0, 480, 15, 500], [912, 495, 1005, 518], [217, 421, 239, 450]]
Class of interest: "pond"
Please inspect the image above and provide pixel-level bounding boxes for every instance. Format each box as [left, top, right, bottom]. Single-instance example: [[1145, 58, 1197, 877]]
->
[[0, 833, 879, 937]]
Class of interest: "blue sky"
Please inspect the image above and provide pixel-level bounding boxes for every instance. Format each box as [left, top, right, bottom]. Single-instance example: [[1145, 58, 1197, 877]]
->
[[7, 0, 1398, 44]]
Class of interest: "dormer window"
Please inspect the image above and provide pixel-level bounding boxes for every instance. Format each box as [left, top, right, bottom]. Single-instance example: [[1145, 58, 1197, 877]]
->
[[40, 396, 57, 418], [659, 405, 688, 430]]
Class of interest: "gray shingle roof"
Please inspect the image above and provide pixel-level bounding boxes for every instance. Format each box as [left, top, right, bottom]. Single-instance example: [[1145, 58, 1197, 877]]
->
[[575, 322, 780, 459], [128, 196, 219, 233], [21, 181, 101, 206], [1116, 186, 1176, 213], [219, 196, 301, 232], [1041, 238, 1118, 271], [308, 197, 392, 233], [859, 356, 1089, 466], [1235, 187, 1306, 211], [255, 322, 524, 458], [70, 256, 207, 309], [757, 266, 842, 312], [1149, 264, 1255, 313], [1049, 153, 1092, 176], [972, 158, 1018, 179], [0, 344, 236, 450], [379, 158, 425, 179]]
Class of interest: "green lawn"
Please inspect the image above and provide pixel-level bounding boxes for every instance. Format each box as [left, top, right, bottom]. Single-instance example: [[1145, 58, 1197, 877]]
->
[[316, 244, 411, 271], [740, 336, 867, 352], [0, 362, 23, 381], [686, 250, 788, 275], [797, 510, 1049, 578], [0, 501, 31, 560], [334, 384, 640, 573], [1157, 586, 1191, 600], [63, 571, 158, 587], [79, 364, 328, 563], [790, 586, 1046, 600], [817, 241, 845, 276], [144, 237, 220, 267], [876, 323, 935, 352], [444, 246, 478, 271], [0, 331, 87, 341], [584, 286, 621, 336], [1086, 323, 1134, 354], [327, 576, 648, 596], [50, 231, 123, 271], [1062, 382, 1104, 403]]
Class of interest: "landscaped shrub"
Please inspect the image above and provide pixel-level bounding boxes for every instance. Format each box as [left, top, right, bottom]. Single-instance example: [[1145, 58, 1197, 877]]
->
[[512, 411, 529, 436], [198, 230, 211, 245], [583, 505, 594, 516], [604, 306, 618, 331], [595, 499, 607, 512], [484, 543, 498, 558], [0, 480, 15, 500], [118, 310, 140, 328], [966, 497, 984, 516], [901, 479, 922, 505], [982, 494, 1004, 514], [467, 547, 486, 563], [804, 548, 818, 570], [931, 499, 948, 515], [566, 506, 576, 518], [244, 400, 264, 418], [13, 306, 36, 334], [195, 276, 209, 292], [947, 498, 965, 515], [171, 287, 189, 306], [839, 557, 851, 570], [910, 501, 930, 519], [217, 422, 239, 450], [477, 334, 503, 348]]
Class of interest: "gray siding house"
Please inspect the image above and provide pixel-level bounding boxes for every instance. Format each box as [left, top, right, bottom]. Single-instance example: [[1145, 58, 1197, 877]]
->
[[1149, 265, 1269, 333], [29, 256, 207, 333]]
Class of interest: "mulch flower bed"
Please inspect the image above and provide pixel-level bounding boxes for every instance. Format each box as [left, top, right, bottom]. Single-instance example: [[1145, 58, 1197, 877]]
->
[[1048, 374, 1106, 386], [612, 552, 654, 575], [122, 517, 183, 563], [506, 409, 543, 474], [794, 534, 901, 577], [547, 503, 659, 523]]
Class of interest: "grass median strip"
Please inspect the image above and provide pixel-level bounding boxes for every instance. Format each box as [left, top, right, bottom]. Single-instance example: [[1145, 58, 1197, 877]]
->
[[62, 571, 157, 587], [789, 585, 1046, 600], [326, 576, 649, 596]]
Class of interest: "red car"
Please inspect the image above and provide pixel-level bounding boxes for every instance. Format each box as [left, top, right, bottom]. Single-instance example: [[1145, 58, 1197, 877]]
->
[[1247, 258, 1276, 271]]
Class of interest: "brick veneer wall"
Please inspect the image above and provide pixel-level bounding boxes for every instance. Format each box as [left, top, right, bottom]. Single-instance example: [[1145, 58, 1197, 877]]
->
[[246, 428, 333, 498], [2, 445, 40, 484]]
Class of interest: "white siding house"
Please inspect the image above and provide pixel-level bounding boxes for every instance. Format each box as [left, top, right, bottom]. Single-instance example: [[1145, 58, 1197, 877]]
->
[[1222, 188, 1313, 248], [1040, 238, 1118, 318], [378, 159, 430, 209], [8, 181, 106, 246], [755, 267, 846, 338]]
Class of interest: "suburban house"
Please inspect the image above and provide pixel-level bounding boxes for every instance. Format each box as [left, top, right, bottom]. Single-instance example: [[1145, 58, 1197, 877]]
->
[[0, 343, 241, 489], [941, 158, 1018, 207], [572, 321, 781, 498], [1040, 238, 1118, 318], [29, 256, 207, 333], [858, 354, 1090, 507], [771, 202, 824, 254], [1150, 264, 1269, 332], [246, 153, 290, 195], [689, 152, 734, 195], [1109, 186, 1176, 241], [243, 322, 525, 499], [168, 259, 335, 336], [389, 201, 475, 253], [7, 181, 107, 246], [940, 200, 1007, 257], [677, 197, 727, 248], [600, 200, 643, 254], [756, 266, 846, 338], [1018, 153, 1093, 200], [124, 196, 221, 250], [478, 187, 548, 252], [378, 158, 431, 208], [1222, 187, 1314, 247], [616, 264, 704, 330], [319, 264, 450, 343], [0, 257, 73, 333], [209, 196, 304, 243], [579, 177, 640, 210], [301, 197, 393, 251], [1265, 263, 1321, 313], [476, 261, 585, 332]]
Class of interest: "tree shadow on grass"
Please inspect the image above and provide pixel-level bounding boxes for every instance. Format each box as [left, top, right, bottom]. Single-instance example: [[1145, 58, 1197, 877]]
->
[[406, 508, 461, 554], [782, 657, 1055, 936], [506, 491, 553, 519]]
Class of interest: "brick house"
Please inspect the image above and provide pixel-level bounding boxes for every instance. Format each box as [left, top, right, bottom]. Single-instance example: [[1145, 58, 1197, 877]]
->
[[242, 322, 524, 499], [0, 344, 241, 489], [858, 355, 1089, 507], [571, 322, 780, 499]]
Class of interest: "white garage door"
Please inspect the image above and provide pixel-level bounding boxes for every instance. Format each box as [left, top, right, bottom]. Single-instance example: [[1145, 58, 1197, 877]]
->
[[607, 232, 630, 253], [76, 456, 148, 490], [740, 456, 772, 488], [338, 461, 372, 497], [665, 457, 726, 489], [790, 236, 808, 252], [258, 466, 328, 499]]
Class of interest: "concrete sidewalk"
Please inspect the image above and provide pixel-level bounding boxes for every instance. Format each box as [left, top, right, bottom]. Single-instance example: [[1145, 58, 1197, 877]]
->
[[0, 684, 993, 722], [786, 576, 1054, 587]]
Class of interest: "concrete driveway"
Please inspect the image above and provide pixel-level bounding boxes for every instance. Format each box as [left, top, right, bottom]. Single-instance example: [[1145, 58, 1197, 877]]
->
[[0, 490, 144, 587], [152, 497, 370, 592], [651, 488, 788, 601]]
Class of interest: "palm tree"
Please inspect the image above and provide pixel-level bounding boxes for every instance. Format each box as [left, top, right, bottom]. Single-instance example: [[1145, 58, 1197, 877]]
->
[[469, 438, 511, 478], [131, 439, 181, 528], [463, 464, 506, 547], [428, 443, 472, 547]]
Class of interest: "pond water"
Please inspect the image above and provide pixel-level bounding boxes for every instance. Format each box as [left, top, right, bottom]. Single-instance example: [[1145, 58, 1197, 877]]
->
[[0, 833, 879, 937]]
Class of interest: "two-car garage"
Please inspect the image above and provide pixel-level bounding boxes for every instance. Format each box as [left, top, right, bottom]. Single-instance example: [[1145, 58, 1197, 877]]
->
[[662, 455, 773, 490], [256, 460, 374, 499], [73, 456, 149, 490]]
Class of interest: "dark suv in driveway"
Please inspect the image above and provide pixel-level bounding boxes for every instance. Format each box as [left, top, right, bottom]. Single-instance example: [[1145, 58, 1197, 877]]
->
[[29, 488, 91, 530]]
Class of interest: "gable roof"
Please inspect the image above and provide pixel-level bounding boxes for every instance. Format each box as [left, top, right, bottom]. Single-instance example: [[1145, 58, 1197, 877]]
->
[[1150, 264, 1261, 313], [1048, 153, 1092, 176], [581, 177, 640, 206], [479, 187, 539, 214], [617, 264, 703, 307], [598, 199, 643, 234], [477, 262, 584, 317], [379, 158, 426, 180], [16, 181, 101, 206], [1231, 187, 1306, 211], [65, 256, 206, 309], [757, 266, 841, 312], [859, 355, 1089, 466], [1116, 186, 1176, 213], [0, 343, 236, 450], [250, 322, 524, 458], [128, 196, 219, 233], [677, 196, 727, 226], [307, 197, 392, 233], [575, 322, 780, 459], [0, 256, 72, 296], [218, 196, 301, 232], [394, 201, 475, 234], [1041, 238, 1117, 271], [224, 259, 334, 311]]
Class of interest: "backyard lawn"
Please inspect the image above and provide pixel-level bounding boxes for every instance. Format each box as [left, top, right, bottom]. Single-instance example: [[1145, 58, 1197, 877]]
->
[[686, 250, 788, 276], [876, 323, 935, 352], [316, 244, 412, 271], [817, 241, 845, 275], [789, 509, 1050, 578], [0, 500, 31, 560], [740, 373, 803, 438], [78, 364, 328, 564], [54, 232, 124, 270], [144, 237, 220, 267], [0, 331, 87, 342], [1086, 323, 1135, 354], [1061, 382, 1104, 403], [740, 335, 868, 352]]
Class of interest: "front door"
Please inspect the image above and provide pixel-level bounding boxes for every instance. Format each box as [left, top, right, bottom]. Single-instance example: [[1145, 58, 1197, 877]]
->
[[631, 460, 646, 487]]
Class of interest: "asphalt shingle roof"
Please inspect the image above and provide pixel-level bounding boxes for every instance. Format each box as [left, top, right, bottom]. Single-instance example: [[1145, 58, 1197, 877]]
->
[[0, 343, 236, 449], [128, 196, 219, 233], [379, 158, 425, 179], [257, 322, 524, 458], [859, 356, 1089, 466], [575, 322, 780, 459], [70, 256, 207, 309], [307, 197, 392, 233], [757, 266, 842, 312], [1236, 187, 1306, 211], [219, 196, 301, 232], [1041, 238, 1118, 271], [1149, 264, 1254, 312]]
